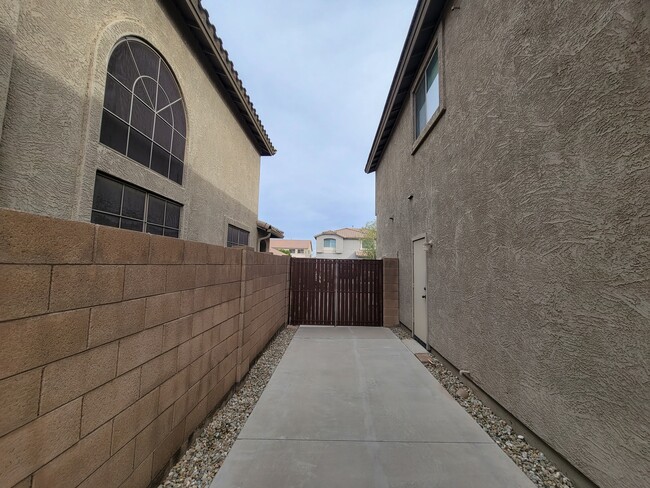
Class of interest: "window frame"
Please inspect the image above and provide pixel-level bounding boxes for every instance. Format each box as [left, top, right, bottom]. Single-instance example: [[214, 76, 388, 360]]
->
[[226, 224, 250, 248], [91, 172, 182, 237], [99, 37, 187, 185], [323, 238, 336, 249], [411, 28, 445, 154]]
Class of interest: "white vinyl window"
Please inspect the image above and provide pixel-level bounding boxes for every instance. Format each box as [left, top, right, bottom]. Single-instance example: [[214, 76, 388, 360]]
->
[[414, 48, 440, 138], [324, 238, 336, 249]]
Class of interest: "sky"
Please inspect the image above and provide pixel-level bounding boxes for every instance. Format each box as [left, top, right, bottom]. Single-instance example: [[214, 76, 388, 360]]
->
[[203, 0, 417, 242]]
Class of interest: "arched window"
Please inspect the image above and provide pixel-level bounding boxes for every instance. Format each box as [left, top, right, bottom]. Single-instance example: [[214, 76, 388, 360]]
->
[[100, 37, 186, 184]]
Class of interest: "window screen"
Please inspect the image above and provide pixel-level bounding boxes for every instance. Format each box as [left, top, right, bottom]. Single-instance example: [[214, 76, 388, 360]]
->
[[100, 37, 186, 184], [91, 173, 181, 237], [227, 225, 250, 247]]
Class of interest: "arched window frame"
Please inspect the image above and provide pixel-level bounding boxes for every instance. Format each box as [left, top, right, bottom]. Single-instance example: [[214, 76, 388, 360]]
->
[[99, 37, 187, 184]]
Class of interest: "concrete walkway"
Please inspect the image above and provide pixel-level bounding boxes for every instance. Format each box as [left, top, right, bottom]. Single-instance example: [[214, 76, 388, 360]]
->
[[210, 326, 534, 488]]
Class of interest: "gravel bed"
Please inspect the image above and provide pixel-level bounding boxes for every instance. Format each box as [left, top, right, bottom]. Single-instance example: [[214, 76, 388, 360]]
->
[[391, 325, 575, 488], [159, 325, 297, 488]]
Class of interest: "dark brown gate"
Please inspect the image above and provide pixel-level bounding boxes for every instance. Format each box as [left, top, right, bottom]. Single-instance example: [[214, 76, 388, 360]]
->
[[288, 258, 383, 326]]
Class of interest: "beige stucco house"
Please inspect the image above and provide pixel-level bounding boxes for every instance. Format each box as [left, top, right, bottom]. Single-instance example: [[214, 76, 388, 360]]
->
[[269, 239, 312, 258], [0, 0, 276, 249], [366, 1, 649, 488], [314, 227, 370, 259]]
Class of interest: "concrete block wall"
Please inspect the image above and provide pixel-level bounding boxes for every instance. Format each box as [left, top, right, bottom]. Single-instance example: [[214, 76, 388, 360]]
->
[[0, 208, 290, 488], [382, 258, 399, 327]]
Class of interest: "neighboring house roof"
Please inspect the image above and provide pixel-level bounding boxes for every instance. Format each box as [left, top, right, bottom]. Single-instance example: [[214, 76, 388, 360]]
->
[[270, 239, 313, 250], [365, 0, 445, 173], [257, 220, 284, 238], [315, 228, 365, 240], [168, 0, 276, 156]]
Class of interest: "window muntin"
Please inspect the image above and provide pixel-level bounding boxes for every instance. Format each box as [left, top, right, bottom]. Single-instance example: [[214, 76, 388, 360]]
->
[[227, 225, 250, 247], [324, 238, 336, 249], [414, 49, 439, 138], [91, 173, 181, 237], [100, 38, 186, 184]]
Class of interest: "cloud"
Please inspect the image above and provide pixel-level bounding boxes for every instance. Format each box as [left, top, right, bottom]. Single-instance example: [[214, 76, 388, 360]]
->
[[204, 0, 416, 241]]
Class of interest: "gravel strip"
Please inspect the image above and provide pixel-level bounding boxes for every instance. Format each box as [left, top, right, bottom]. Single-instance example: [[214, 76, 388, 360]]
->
[[159, 325, 297, 488], [391, 325, 574, 488]]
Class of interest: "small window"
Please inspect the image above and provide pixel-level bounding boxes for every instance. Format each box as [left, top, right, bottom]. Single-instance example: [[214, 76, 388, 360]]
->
[[414, 49, 439, 138], [91, 173, 181, 237], [324, 238, 336, 249], [100, 37, 186, 184], [227, 224, 249, 247]]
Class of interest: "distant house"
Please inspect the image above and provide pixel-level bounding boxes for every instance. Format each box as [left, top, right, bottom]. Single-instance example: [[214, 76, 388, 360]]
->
[[314, 228, 370, 259], [270, 239, 312, 258]]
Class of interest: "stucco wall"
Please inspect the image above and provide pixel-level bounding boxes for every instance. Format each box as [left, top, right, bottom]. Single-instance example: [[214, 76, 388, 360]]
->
[[375, 1, 649, 487], [0, 0, 261, 246], [0, 208, 289, 488]]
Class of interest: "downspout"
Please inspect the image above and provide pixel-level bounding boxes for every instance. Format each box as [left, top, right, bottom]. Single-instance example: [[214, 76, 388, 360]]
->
[[257, 228, 272, 252]]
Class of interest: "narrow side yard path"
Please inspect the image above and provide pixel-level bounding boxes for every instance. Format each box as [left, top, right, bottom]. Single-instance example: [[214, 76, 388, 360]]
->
[[209, 326, 534, 488]]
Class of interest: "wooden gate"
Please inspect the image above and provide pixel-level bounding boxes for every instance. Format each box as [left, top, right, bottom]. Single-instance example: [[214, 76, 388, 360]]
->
[[288, 258, 383, 326]]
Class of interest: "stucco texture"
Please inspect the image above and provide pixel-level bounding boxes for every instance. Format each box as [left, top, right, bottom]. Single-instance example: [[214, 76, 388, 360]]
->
[[375, 1, 649, 487], [0, 0, 262, 245]]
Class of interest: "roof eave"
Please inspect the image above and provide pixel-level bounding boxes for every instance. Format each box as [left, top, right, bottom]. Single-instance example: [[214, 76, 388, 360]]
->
[[171, 0, 276, 156], [365, 0, 446, 173]]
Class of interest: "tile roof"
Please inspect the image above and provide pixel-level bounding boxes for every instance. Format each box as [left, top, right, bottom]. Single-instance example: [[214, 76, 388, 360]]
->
[[270, 239, 313, 250], [315, 228, 365, 239]]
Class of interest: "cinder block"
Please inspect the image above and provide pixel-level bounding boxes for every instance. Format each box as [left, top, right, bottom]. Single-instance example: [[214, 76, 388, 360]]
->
[[162, 316, 192, 352], [81, 369, 140, 436], [112, 389, 160, 454], [206, 244, 225, 264], [32, 421, 111, 488], [145, 292, 181, 328], [123, 265, 167, 300], [180, 289, 194, 317], [0, 264, 50, 322], [0, 368, 41, 437], [183, 240, 208, 264], [172, 382, 200, 427], [0, 309, 89, 380], [77, 439, 135, 488], [40, 343, 118, 413], [184, 397, 207, 439], [0, 399, 81, 488], [177, 335, 203, 370], [133, 407, 173, 466], [149, 235, 183, 264], [189, 352, 211, 387], [0, 208, 94, 264], [94, 226, 150, 264], [151, 421, 185, 477], [117, 326, 163, 375], [140, 349, 178, 396], [165, 265, 196, 292], [50, 265, 124, 312], [206, 380, 225, 412], [119, 454, 152, 488], [223, 247, 242, 265], [88, 298, 146, 348], [158, 367, 190, 413]]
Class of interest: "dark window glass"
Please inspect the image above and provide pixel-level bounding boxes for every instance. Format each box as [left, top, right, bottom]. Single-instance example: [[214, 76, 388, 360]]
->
[[101, 38, 186, 184], [91, 211, 119, 228], [165, 203, 181, 228], [146, 224, 164, 235], [104, 76, 131, 121], [154, 117, 172, 150], [93, 174, 122, 214], [107, 43, 138, 88], [131, 97, 154, 137], [127, 129, 152, 167], [171, 134, 185, 161], [99, 110, 128, 154], [91, 173, 181, 237], [151, 143, 170, 177], [169, 157, 183, 184], [227, 224, 249, 247], [147, 195, 165, 225], [122, 185, 146, 219], [120, 217, 143, 231]]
